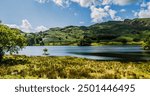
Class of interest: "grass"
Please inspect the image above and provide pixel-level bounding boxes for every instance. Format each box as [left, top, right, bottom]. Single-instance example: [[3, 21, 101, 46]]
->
[[30, 41, 143, 46], [0, 55, 150, 79], [91, 41, 143, 46]]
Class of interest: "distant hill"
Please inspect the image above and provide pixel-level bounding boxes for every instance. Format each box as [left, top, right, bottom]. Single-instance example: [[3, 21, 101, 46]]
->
[[1, 18, 150, 46]]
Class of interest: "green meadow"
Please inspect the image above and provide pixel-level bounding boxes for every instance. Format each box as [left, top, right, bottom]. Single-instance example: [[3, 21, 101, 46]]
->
[[0, 55, 150, 79]]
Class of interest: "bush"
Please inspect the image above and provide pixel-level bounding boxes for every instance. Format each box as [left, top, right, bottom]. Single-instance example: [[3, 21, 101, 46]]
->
[[115, 36, 133, 44], [143, 35, 150, 50]]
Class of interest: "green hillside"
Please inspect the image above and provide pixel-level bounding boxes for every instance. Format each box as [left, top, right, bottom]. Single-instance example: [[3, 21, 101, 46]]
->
[[24, 18, 150, 46]]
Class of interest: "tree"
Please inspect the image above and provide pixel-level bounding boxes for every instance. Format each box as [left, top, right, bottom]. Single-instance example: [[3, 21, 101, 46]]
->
[[143, 35, 150, 50], [0, 25, 26, 62], [115, 36, 133, 45], [78, 35, 92, 46], [43, 48, 49, 55]]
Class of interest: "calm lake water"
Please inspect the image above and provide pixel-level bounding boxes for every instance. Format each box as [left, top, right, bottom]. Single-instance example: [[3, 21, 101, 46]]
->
[[18, 45, 150, 61]]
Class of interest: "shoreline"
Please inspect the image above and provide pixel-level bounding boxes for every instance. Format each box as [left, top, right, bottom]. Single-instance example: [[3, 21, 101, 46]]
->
[[28, 41, 143, 46]]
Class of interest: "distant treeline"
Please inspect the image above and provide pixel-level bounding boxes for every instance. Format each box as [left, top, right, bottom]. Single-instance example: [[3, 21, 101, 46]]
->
[[1, 18, 150, 46], [23, 18, 150, 46]]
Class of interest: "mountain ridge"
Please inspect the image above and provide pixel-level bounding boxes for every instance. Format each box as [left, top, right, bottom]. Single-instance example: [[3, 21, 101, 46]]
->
[[1, 18, 150, 46], [24, 18, 150, 46]]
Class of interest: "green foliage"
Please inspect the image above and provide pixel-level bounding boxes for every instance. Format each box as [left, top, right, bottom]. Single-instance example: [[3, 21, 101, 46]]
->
[[78, 35, 92, 46], [0, 24, 26, 61], [78, 39, 92, 46], [0, 55, 150, 79], [143, 34, 150, 50], [115, 36, 133, 44], [24, 18, 150, 46], [43, 48, 49, 55]]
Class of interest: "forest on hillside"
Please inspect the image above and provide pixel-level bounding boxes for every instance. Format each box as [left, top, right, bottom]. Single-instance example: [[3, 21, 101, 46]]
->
[[23, 18, 150, 46], [1, 18, 150, 46]]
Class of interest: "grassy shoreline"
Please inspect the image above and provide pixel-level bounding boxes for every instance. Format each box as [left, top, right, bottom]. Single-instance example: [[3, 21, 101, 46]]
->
[[31, 41, 143, 46], [0, 55, 150, 79]]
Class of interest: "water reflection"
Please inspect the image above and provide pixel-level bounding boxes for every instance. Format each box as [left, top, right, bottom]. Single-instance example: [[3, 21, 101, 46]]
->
[[18, 45, 150, 60]]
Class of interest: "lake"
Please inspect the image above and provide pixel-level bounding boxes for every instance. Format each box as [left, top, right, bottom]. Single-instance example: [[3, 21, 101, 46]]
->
[[18, 45, 150, 61]]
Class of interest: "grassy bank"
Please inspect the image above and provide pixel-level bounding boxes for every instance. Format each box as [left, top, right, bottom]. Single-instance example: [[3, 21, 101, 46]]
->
[[0, 55, 150, 79], [91, 41, 143, 46], [32, 41, 143, 46]]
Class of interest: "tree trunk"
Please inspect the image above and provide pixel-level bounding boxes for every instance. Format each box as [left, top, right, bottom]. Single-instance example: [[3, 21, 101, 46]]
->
[[0, 48, 4, 62], [0, 54, 3, 62]]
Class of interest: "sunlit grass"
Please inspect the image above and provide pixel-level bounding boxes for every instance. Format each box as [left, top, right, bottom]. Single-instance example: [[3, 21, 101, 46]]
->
[[0, 55, 150, 79]]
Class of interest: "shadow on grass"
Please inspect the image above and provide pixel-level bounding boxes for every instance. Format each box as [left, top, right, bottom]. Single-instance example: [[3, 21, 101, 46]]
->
[[0, 55, 29, 66], [94, 59, 149, 64], [72, 52, 150, 62]]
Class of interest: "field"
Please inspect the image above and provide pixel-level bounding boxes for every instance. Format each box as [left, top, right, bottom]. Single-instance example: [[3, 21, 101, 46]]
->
[[0, 55, 150, 79]]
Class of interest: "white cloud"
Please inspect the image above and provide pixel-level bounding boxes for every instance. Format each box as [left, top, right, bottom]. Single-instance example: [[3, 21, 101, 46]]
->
[[140, 2, 147, 7], [148, 2, 150, 10], [50, 0, 131, 23], [108, 9, 122, 21], [79, 21, 84, 24], [133, 12, 138, 17], [35, 25, 48, 32], [104, 5, 110, 11], [102, 0, 111, 5], [71, 0, 99, 7], [5, 19, 33, 32], [113, 0, 137, 6], [113, 16, 122, 21], [36, 0, 70, 7], [35, 0, 49, 3], [35, 0, 139, 23], [21, 19, 32, 32], [53, 0, 63, 6], [90, 6, 109, 22], [90, 5, 122, 23], [40, 0, 99, 7], [138, 10, 150, 18], [104, 6, 122, 21], [108, 9, 117, 19], [6, 19, 48, 32], [6, 24, 20, 29], [36, 0, 139, 6], [136, 2, 150, 18], [120, 9, 126, 12], [132, 10, 138, 17], [53, 0, 70, 7]]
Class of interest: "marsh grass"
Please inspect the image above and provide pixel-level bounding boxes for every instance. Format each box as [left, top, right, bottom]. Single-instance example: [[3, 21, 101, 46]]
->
[[0, 55, 150, 79]]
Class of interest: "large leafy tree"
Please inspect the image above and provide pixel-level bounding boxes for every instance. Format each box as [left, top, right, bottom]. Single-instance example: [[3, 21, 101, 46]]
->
[[143, 35, 150, 50], [0, 24, 26, 61]]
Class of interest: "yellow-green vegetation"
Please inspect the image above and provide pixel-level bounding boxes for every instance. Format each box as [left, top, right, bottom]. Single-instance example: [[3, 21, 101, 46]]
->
[[0, 55, 150, 79], [91, 41, 143, 46]]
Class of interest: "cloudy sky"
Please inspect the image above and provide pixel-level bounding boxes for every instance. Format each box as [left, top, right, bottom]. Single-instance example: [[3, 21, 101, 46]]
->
[[0, 0, 150, 32]]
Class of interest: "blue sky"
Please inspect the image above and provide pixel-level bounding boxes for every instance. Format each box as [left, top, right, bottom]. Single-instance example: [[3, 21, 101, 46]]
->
[[0, 0, 150, 32]]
